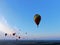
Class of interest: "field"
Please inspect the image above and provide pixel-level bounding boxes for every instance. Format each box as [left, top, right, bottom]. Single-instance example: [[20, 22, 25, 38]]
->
[[0, 40, 60, 45]]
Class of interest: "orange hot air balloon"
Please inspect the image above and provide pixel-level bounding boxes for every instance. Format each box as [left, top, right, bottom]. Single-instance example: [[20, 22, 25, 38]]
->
[[34, 14, 41, 27]]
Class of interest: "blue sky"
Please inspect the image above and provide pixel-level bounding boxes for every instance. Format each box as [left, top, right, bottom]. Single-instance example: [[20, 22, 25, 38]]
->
[[0, 0, 60, 40]]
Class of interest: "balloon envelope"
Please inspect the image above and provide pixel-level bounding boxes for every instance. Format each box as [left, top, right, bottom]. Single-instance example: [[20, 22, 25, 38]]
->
[[13, 33, 16, 36], [34, 14, 41, 26], [5, 33, 7, 36], [18, 36, 20, 39]]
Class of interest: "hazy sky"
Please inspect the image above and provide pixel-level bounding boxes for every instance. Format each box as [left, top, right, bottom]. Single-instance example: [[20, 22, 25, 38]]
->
[[0, 0, 60, 40]]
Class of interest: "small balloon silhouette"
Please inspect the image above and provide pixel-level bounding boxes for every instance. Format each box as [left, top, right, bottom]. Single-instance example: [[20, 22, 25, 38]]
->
[[18, 36, 20, 39], [13, 33, 16, 36], [5, 33, 7, 36]]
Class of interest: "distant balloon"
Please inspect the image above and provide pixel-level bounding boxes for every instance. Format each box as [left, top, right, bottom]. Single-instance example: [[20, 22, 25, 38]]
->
[[34, 14, 41, 27], [25, 32, 27, 34], [18, 36, 20, 39], [13, 33, 16, 36], [5, 33, 7, 36]]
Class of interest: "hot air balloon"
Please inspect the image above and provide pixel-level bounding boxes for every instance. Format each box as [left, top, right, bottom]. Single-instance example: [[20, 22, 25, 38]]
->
[[18, 36, 20, 39], [13, 33, 16, 36], [25, 32, 27, 34], [5, 33, 7, 36], [34, 14, 41, 27]]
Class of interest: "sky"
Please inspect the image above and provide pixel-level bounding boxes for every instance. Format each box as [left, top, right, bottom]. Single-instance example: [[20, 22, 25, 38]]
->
[[0, 0, 60, 40]]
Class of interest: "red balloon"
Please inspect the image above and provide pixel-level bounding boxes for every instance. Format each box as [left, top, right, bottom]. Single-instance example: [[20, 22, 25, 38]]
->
[[34, 14, 41, 27]]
